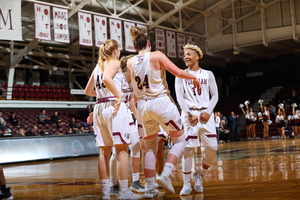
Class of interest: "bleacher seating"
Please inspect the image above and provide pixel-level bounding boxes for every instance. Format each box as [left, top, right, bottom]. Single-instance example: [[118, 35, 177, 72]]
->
[[0, 108, 90, 136], [0, 84, 74, 101]]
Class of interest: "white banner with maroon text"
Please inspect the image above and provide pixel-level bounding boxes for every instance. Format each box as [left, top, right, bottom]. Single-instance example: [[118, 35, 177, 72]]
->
[[0, 0, 22, 41], [155, 28, 165, 54], [78, 12, 93, 46], [34, 3, 51, 40], [109, 18, 123, 50], [94, 15, 107, 47], [186, 35, 195, 45], [53, 7, 69, 43], [177, 33, 186, 58], [124, 21, 135, 52], [166, 31, 176, 58]]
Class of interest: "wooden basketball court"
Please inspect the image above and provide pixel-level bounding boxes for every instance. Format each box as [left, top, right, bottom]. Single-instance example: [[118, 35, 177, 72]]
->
[[2, 138, 300, 199]]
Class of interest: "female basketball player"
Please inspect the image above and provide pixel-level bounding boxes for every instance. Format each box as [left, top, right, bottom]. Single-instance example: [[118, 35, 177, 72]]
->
[[84, 39, 141, 199], [126, 26, 201, 198], [175, 44, 218, 196]]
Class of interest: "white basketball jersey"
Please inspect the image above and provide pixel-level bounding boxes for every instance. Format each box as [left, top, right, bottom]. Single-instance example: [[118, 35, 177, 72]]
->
[[180, 68, 213, 109], [131, 52, 169, 99], [94, 64, 113, 98]]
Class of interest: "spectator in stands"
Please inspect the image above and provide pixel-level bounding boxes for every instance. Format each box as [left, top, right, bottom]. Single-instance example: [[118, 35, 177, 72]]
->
[[69, 117, 79, 133], [219, 112, 228, 124], [25, 125, 39, 136], [65, 127, 73, 134], [0, 112, 6, 131], [38, 109, 52, 124], [292, 90, 300, 105], [0, 165, 13, 199], [229, 111, 239, 141], [14, 128, 26, 137], [8, 112, 20, 126], [51, 111, 63, 124], [77, 126, 86, 134]]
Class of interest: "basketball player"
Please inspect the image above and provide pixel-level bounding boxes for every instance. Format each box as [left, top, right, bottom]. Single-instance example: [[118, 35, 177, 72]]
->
[[126, 26, 201, 198], [0, 165, 13, 199], [175, 44, 218, 196], [109, 55, 145, 196], [84, 39, 141, 199]]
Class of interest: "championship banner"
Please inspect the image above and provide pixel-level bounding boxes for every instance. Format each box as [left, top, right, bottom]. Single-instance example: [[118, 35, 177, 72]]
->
[[177, 33, 186, 58], [155, 28, 165, 54], [34, 3, 51, 40], [124, 21, 135, 52], [109, 18, 123, 50], [186, 35, 195, 45], [166, 31, 176, 58], [53, 7, 69, 43], [94, 15, 107, 47], [0, 0, 22, 41], [78, 12, 93, 46]]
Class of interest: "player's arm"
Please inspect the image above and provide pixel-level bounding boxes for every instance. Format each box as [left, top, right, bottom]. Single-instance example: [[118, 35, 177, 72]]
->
[[204, 71, 219, 116], [84, 68, 96, 97]]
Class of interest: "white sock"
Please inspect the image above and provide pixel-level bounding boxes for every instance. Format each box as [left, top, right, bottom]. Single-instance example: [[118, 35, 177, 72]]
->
[[101, 179, 110, 193], [162, 163, 174, 177], [183, 173, 191, 182], [145, 177, 155, 190], [132, 172, 139, 182], [119, 180, 128, 192]]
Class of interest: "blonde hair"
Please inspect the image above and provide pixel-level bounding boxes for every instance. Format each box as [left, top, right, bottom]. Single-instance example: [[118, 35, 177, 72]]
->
[[130, 26, 149, 50], [98, 39, 119, 72], [120, 55, 134, 73], [183, 44, 203, 59]]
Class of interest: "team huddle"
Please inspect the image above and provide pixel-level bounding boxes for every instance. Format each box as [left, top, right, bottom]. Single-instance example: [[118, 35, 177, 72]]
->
[[84, 26, 219, 199]]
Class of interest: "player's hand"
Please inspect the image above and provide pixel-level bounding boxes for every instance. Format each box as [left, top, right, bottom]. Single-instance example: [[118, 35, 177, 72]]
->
[[87, 112, 93, 125], [113, 98, 122, 114], [200, 112, 209, 124], [193, 78, 201, 94], [188, 114, 198, 126]]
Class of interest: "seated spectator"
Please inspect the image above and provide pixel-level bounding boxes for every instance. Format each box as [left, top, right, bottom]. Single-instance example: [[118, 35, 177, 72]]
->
[[77, 126, 87, 134], [69, 117, 79, 133], [38, 109, 52, 124], [51, 111, 63, 124], [25, 125, 39, 136], [0, 112, 6, 131], [219, 119, 230, 143], [14, 128, 26, 137], [8, 112, 20, 126], [65, 127, 74, 134]]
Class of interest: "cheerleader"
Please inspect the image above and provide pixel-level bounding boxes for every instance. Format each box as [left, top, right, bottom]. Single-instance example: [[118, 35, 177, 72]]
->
[[276, 108, 286, 139], [249, 107, 257, 139], [240, 105, 251, 139], [259, 102, 270, 139], [292, 106, 300, 138]]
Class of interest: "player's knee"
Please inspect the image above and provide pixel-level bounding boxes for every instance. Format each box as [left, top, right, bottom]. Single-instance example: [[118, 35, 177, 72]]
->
[[169, 134, 186, 159], [183, 147, 196, 158]]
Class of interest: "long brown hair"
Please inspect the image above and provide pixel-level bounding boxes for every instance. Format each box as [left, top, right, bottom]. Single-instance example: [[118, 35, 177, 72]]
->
[[98, 39, 119, 72], [130, 26, 149, 51]]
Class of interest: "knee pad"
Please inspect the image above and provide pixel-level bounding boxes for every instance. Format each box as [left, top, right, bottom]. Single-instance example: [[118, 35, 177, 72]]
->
[[144, 149, 156, 170], [202, 145, 218, 167], [169, 134, 185, 159]]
